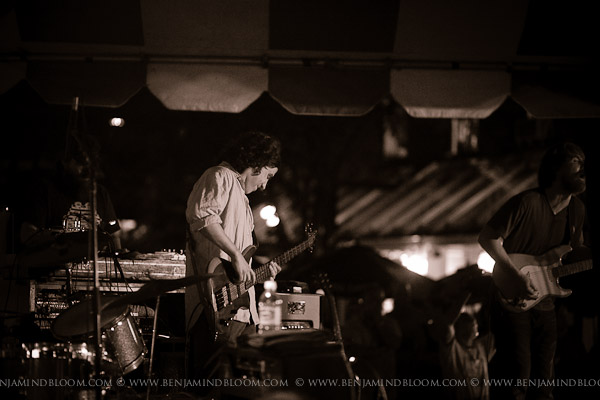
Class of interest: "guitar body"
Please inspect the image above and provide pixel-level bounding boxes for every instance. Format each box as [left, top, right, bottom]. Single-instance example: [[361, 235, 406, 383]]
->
[[493, 245, 573, 312], [202, 245, 257, 338]]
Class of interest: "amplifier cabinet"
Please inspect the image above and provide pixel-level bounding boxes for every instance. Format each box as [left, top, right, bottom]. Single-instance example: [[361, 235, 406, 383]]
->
[[278, 292, 322, 330]]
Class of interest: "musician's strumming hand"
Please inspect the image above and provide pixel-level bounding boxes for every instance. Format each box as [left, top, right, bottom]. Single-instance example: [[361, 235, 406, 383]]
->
[[267, 261, 281, 278], [232, 253, 256, 284], [514, 269, 539, 301]]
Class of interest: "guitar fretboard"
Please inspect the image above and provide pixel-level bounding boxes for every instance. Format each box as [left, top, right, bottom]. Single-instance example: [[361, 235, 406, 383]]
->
[[554, 259, 593, 278], [215, 234, 316, 310]]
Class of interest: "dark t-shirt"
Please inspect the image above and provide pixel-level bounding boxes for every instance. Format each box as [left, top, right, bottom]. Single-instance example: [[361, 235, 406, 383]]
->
[[486, 189, 585, 255]]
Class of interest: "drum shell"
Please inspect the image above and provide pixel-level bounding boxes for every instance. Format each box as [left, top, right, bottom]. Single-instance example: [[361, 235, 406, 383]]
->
[[102, 308, 147, 375], [51, 297, 147, 376]]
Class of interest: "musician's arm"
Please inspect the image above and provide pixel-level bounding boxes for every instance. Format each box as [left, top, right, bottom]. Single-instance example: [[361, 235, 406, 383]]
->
[[478, 226, 514, 270], [478, 225, 537, 299], [200, 224, 255, 283]]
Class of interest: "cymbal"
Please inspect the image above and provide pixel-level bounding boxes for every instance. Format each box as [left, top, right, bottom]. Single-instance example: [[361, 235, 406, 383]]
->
[[102, 273, 221, 310], [51, 273, 221, 338], [52, 296, 127, 338]]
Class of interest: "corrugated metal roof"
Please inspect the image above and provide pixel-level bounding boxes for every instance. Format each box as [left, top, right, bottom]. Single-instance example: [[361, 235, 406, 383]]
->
[[334, 152, 542, 240]]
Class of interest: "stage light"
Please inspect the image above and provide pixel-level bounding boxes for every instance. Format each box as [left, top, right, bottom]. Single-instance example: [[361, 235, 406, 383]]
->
[[381, 298, 394, 316], [266, 215, 280, 227], [477, 251, 494, 273], [260, 205, 276, 220], [119, 219, 137, 232], [109, 117, 125, 127]]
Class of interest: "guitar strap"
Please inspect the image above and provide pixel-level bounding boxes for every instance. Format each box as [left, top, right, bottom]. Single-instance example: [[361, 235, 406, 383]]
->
[[564, 199, 574, 247], [239, 230, 258, 317]]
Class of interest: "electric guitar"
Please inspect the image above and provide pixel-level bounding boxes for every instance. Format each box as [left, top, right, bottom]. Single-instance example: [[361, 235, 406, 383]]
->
[[493, 245, 593, 312], [202, 226, 317, 339]]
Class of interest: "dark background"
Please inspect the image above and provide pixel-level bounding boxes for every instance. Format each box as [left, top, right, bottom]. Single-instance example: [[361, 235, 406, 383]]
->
[[3, 81, 599, 257]]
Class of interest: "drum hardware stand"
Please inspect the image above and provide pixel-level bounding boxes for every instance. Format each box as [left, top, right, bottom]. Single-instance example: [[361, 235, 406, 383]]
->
[[146, 295, 161, 400], [90, 159, 103, 400], [65, 264, 74, 298]]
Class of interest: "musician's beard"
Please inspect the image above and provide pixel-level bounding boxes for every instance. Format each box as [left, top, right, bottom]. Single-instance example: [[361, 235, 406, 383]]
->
[[563, 172, 586, 195]]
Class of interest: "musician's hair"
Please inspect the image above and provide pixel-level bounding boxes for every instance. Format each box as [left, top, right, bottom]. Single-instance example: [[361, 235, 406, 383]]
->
[[221, 131, 281, 173], [538, 142, 585, 189]]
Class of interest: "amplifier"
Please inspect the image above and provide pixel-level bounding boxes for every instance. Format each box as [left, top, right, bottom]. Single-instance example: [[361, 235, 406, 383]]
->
[[278, 292, 322, 330]]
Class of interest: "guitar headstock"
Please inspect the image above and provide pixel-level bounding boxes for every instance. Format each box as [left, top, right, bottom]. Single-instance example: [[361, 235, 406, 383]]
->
[[304, 223, 318, 253]]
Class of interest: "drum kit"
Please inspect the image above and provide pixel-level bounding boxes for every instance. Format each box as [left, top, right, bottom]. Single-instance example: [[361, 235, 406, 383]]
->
[[2, 268, 216, 399], [0, 108, 220, 398], [2, 297, 147, 399]]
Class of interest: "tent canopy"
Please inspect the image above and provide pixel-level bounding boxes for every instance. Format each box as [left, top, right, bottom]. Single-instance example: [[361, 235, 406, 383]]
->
[[1, 0, 599, 117], [334, 152, 541, 239]]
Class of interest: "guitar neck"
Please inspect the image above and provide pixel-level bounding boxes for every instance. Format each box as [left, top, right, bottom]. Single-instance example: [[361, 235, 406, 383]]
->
[[554, 259, 593, 278], [222, 236, 314, 304], [213, 230, 316, 312], [251, 238, 314, 287]]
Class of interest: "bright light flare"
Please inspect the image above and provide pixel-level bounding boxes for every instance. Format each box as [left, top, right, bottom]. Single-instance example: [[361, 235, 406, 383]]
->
[[260, 205, 276, 220], [381, 298, 395, 316], [401, 253, 429, 276], [119, 219, 137, 232], [110, 117, 125, 127], [477, 251, 495, 273], [266, 215, 280, 227]]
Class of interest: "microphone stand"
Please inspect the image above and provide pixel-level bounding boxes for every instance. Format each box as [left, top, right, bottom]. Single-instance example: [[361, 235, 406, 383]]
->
[[314, 273, 358, 400], [146, 295, 161, 400], [90, 159, 102, 400], [69, 96, 103, 399]]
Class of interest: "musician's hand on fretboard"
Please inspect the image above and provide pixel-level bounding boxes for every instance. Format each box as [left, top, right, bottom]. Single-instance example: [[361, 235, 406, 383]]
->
[[267, 261, 281, 278]]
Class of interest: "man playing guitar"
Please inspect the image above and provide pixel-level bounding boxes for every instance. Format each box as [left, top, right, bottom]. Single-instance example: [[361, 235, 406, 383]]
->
[[478, 142, 588, 400], [184, 131, 282, 382]]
